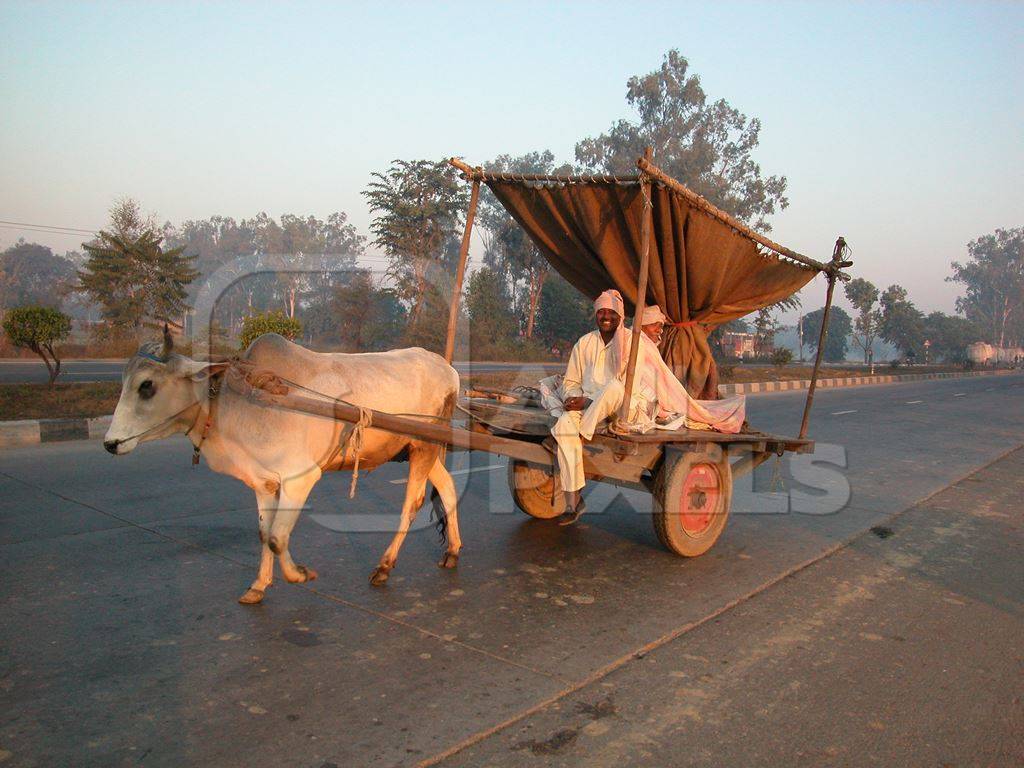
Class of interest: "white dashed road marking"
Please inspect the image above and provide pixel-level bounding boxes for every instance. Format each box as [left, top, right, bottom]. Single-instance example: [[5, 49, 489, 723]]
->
[[906, 400, 924, 404], [954, 393, 966, 397], [831, 410, 858, 416]]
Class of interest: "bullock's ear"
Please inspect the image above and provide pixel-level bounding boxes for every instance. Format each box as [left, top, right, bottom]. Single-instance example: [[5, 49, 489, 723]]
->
[[176, 359, 230, 382]]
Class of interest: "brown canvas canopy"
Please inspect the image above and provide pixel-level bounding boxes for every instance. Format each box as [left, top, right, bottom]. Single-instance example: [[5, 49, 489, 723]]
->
[[450, 156, 844, 398]]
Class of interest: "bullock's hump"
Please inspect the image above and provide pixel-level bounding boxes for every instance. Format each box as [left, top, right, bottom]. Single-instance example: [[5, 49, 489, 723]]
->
[[242, 333, 300, 362]]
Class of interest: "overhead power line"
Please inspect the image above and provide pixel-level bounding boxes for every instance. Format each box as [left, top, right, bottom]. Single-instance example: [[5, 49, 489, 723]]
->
[[0, 219, 98, 235]]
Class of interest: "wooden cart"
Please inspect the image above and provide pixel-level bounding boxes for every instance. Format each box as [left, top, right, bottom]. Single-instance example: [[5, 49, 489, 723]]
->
[[253, 150, 851, 558]]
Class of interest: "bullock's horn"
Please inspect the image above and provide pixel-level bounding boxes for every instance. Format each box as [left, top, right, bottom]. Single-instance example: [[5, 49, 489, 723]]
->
[[161, 323, 173, 360]]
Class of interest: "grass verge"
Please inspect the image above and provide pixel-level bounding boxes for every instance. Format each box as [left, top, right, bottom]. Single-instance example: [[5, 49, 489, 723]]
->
[[0, 382, 121, 421]]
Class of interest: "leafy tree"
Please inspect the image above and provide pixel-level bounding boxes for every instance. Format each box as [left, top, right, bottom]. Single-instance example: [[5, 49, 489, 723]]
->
[[804, 305, 853, 362], [479, 151, 573, 338], [771, 347, 793, 367], [948, 227, 1023, 347], [239, 310, 302, 349], [164, 211, 364, 337], [753, 307, 780, 356], [363, 159, 467, 328], [327, 270, 406, 352], [921, 311, 979, 363], [0, 241, 77, 310], [2, 305, 72, 387], [844, 277, 882, 365], [534, 274, 594, 356], [464, 266, 517, 357], [79, 199, 198, 337], [576, 50, 788, 230], [879, 285, 925, 358]]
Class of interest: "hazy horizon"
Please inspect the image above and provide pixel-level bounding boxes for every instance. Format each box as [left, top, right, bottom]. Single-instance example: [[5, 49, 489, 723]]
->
[[2, 1, 1021, 321]]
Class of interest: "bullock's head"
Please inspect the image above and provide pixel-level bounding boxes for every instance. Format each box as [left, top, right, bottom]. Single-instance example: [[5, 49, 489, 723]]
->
[[104, 326, 224, 455]]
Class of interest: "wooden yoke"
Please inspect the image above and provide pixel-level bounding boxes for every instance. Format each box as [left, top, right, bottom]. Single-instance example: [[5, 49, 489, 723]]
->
[[444, 161, 482, 363], [617, 147, 654, 428]]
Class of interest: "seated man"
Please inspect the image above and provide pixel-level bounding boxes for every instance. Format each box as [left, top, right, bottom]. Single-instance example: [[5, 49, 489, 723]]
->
[[634, 305, 745, 432], [548, 298, 745, 526], [547, 289, 630, 525]]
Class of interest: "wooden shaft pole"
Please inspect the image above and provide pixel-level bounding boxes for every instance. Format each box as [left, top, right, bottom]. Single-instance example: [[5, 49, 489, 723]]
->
[[798, 237, 847, 439], [618, 148, 654, 426], [245, 387, 554, 465], [444, 178, 481, 363]]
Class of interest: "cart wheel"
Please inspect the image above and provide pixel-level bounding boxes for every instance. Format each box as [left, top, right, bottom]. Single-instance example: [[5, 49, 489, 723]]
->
[[653, 450, 732, 557], [508, 460, 566, 519]]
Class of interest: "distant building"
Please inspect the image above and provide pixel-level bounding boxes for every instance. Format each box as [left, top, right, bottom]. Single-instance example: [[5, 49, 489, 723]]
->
[[721, 331, 756, 359]]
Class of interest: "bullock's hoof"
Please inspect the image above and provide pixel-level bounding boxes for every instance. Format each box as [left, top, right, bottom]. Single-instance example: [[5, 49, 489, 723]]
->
[[238, 588, 265, 605], [294, 565, 317, 583], [369, 566, 391, 586], [438, 553, 459, 569]]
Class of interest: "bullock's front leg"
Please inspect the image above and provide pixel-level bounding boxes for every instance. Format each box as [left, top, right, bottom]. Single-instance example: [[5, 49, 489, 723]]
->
[[269, 469, 321, 584], [239, 488, 277, 605]]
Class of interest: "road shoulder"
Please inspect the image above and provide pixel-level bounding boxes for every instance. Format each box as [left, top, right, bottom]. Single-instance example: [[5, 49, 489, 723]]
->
[[430, 447, 1024, 767]]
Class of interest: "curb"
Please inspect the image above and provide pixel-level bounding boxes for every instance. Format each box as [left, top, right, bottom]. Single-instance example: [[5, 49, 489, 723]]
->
[[1, 415, 112, 448], [0, 369, 1016, 449], [716, 368, 1015, 396]]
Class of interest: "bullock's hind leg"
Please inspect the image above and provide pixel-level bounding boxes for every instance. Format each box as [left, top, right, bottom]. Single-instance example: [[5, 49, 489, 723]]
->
[[370, 445, 433, 586], [239, 489, 278, 605], [269, 468, 321, 584], [428, 458, 461, 569]]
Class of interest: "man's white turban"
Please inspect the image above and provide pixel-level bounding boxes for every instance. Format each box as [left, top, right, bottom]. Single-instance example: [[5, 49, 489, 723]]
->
[[594, 289, 624, 316], [641, 305, 667, 326]]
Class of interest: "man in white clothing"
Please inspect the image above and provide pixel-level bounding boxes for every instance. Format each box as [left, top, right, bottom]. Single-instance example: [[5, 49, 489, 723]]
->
[[550, 289, 632, 525], [550, 299, 746, 525]]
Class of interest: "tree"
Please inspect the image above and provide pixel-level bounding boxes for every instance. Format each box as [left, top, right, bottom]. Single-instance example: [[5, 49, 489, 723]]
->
[[803, 306, 853, 363], [844, 277, 882, 365], [163, 211, 364, 337], [3, 306, 72, 387], [879, 285, 925, 359], [576, 50, 788, 230], [771, 347, 793, 367], [534, 274, 594, 356], [921, 312, 979, 363], [753, 307, 780, 356], [79, 199, 198, 337], [948, 227, 1023, 347], [464, 266, 517, 357], [239, 310, 302, 349], [327, 270, 406, 352], [0, 241, 77, 310], [363, 159, 467, 328], [479, 151, 573, 338]]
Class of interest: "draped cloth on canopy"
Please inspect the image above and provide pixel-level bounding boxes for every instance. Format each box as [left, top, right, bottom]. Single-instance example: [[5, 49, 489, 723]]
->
[[486, 180, 819, 396]]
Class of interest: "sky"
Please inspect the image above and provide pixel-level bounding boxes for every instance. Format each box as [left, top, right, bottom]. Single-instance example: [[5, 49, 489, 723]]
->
[[1, 0, 1021, 320]]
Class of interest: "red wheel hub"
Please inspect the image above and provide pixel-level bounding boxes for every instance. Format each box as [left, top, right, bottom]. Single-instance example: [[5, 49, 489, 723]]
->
[[680, 463, 721, 535]]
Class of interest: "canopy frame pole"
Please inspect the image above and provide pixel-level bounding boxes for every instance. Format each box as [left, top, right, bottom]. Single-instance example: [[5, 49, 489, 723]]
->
[[798, 237, 848, 439], [444, 175, 481, 364], [617, 148, 654, 427]]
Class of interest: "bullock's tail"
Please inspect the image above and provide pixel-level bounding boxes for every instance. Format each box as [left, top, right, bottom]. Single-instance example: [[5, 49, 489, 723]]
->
[[429, 487, 448, 544]]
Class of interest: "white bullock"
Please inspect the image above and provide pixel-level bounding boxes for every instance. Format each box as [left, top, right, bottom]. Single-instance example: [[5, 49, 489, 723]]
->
[[104, 330, 462, 604]]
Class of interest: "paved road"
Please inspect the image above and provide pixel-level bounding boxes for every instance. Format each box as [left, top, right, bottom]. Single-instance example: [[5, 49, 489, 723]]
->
[[1, 373, 1022, 766], [0, 359, 564, 384]]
